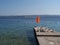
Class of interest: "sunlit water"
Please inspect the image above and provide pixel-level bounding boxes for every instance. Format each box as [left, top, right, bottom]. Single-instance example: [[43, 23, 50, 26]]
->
[[0, 15, 60, 45]]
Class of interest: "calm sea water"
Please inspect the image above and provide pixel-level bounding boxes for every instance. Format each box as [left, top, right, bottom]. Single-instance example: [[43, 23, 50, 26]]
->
[[0, 15, 60, 45]]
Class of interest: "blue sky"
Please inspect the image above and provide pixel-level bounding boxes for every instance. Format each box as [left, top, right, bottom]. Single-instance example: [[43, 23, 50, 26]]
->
[[0, 0, 60, 15]]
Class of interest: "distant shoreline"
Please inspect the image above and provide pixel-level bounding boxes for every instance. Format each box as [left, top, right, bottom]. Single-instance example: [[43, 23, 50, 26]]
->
[[0, 15, 60, 16]]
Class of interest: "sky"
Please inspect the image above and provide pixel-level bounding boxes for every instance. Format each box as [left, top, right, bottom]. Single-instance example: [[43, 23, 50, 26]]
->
[[0, 0, 60, 16]]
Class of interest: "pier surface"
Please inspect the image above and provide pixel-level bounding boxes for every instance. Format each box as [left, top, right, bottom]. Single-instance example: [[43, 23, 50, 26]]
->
[[36, 32, 60, 37], [34, 27, 60, 45], [37, 36, 60, 45]]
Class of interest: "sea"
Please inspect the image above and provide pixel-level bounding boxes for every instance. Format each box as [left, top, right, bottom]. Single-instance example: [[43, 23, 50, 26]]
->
[[0, 15, 60, 45]]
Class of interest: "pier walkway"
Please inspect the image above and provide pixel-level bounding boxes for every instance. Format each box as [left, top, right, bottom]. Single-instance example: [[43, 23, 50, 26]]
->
[[34, 27, 60, 45]]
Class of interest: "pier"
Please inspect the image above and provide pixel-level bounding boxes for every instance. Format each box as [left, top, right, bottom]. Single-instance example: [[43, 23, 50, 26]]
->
[[34, 26, 60, 45]]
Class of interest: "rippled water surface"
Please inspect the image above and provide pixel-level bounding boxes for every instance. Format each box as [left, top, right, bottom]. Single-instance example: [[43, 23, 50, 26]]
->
[[0, 15, 60, 45]]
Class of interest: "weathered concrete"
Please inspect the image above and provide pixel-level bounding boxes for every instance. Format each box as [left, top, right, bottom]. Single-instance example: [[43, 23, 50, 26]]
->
[[34, 27, 60, 45], [37, 37, 60, 45], [36, 32, 60, 37]]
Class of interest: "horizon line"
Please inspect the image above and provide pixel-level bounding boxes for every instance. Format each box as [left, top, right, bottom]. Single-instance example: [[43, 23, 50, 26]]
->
[[0, 15, 60, 16]]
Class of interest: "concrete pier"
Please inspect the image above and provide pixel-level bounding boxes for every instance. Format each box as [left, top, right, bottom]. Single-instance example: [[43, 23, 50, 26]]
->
[[34, 26, 60, 45]]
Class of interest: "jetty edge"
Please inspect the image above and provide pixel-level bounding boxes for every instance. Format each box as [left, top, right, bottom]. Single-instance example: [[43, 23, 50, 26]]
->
[[33, 26, 60, 45]]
